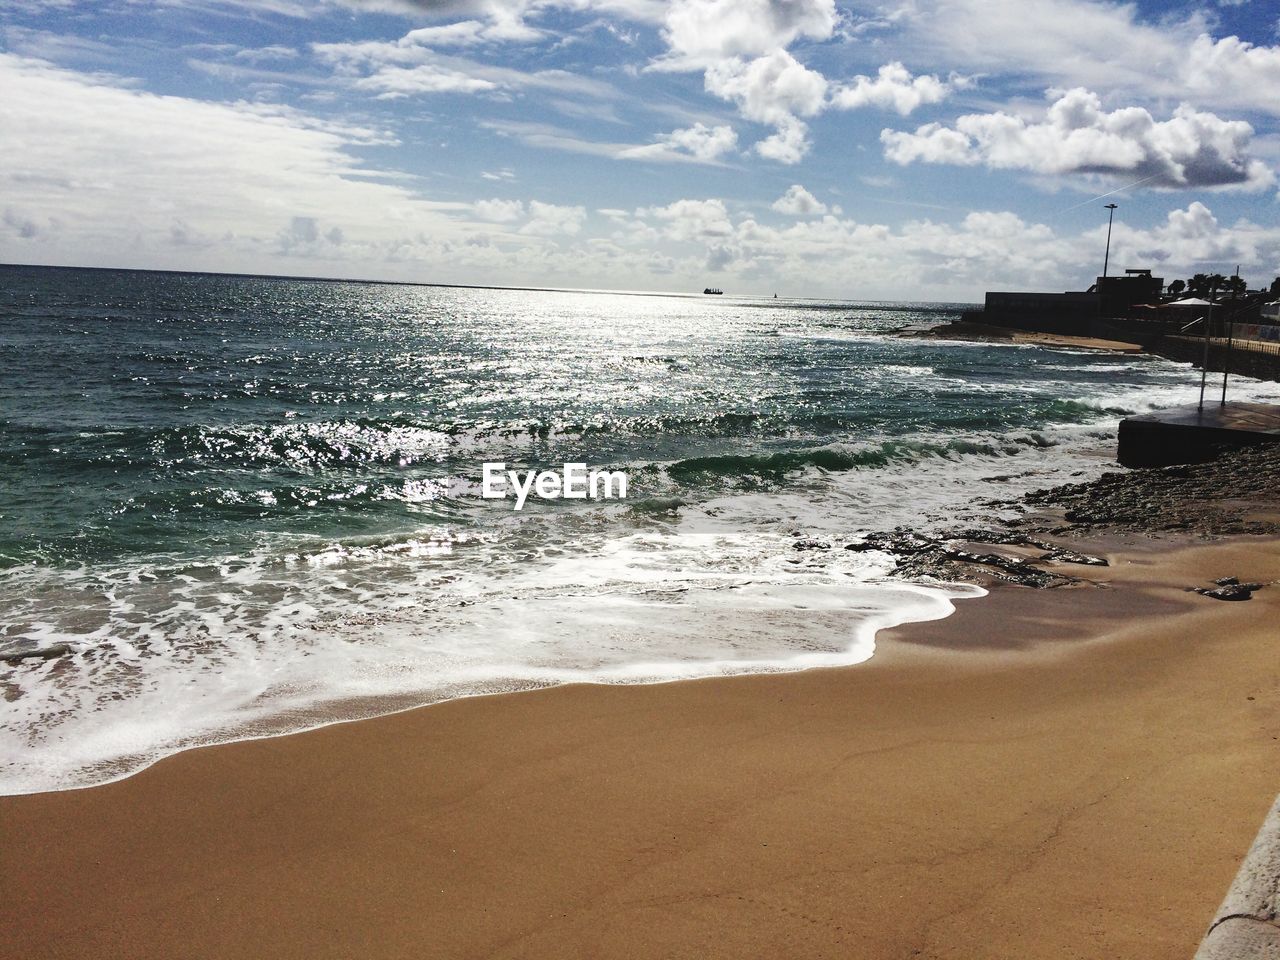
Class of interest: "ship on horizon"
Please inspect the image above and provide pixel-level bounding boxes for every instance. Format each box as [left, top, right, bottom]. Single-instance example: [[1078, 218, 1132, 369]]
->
[[702, 287, 723, 295]]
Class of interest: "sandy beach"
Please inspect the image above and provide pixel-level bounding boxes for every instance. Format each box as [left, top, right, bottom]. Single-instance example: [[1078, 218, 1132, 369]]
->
[[4, 531, 1279, 960]]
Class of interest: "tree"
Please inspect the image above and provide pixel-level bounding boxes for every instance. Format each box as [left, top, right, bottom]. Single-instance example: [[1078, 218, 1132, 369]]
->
[[1188, 273, 1211, 296], [1271, 276, 1280, 296], [1224, 275, 1247, 298], [1167, 279, 1186, 296]]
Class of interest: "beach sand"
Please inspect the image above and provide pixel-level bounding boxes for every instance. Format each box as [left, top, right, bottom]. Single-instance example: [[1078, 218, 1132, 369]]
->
[[4, 535, 1279, 960], [910, 320, 1145, 353]]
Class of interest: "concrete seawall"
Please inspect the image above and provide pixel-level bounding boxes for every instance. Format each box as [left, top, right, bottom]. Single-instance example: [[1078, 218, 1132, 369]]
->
[[1195, 793, 1280, 958], [1148, 336, 1280, 383], [965, 310, 1280, 383]]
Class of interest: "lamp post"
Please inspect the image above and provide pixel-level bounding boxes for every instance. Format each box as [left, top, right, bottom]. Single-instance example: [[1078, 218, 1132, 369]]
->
[[1102, 203, 1118, 278], [1222, 265, 1241, 406]]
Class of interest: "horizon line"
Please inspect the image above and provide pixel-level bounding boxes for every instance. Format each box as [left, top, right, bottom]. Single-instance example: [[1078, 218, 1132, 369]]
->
[[0, 261, 982, 308]]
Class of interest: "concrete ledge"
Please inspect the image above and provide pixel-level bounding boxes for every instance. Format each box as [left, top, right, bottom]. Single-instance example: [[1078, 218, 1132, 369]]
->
[[1196, 794, 1280, 959], [1117, 402, 1280, 468], [1197, 917, 1280, 959]]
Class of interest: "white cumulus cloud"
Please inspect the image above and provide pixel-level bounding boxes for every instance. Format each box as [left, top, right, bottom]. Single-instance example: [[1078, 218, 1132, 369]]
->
[[876, 0, 1280, 118], [829, 62, 950, 115], [636, 198, 734, 241], [881, 88, 1275, 190], [473, 198, 526, 222], [704, 50, 827, 163], [519, 200, 586, 236], [618, 122, 738, 163], [1183, 35, 1280, 112], [754, 117, 811, 164], [771, 184, 827, 215], [658, 0, 837, 66]]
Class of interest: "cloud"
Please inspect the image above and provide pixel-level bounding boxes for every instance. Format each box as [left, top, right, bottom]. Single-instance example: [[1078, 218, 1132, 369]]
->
[[353, 61, 499, 95], [636, 198, 734, 241], [829, 62, 950, 115], [646, 4, 951, 163], [396, 17, 543, 46], [518, 200, 586, 236], [315, 35, 618, 100], [1183, 35, 1280, 112], [3, 208, 40, 240], [484, 119, 641, 157], [877, 0, 1280, 117], [859, 174, 896, 188], [592, 192, 1280, 300], [333, 0, 541, 36], [703, 50, 827, 163], [643, 0, 843, 164], [0, 0, 76, 8], [335, 0, 668, 28], [771, 184, 827, 215], [1119, 200, 1274, 268], [640, 0, 966, 164], [617, 122, 737, 163], [277, 215, 346, 254], [232, 45, 301, 62], [703, 49, 827, 127], [473, 198, 526, 221], [658, 0, 837, 66], [1, 26, 126, 64], [881, 88, 1275, 190], [90, 0, 322, 15], [484, 119, 738, 164], [0, 53, 505, 274]]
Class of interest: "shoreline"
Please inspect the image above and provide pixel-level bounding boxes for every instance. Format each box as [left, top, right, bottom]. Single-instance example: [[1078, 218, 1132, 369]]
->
[[4, 531, 1279, 959], [0, 577, 978, 799]]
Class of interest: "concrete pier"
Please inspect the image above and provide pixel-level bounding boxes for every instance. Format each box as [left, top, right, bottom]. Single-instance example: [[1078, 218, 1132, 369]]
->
[[1118, 402, 1280, 468]]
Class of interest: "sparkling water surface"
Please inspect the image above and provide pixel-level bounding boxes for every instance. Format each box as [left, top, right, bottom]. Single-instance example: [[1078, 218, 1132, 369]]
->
[[4, 265, 1278, 793]]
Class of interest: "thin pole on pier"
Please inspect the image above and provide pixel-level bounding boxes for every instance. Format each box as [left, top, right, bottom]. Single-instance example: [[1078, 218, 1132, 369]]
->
[[1221, 265, 1239, 406], [1102, 204, 1117, 278], [1199, 297, 1213, 410]]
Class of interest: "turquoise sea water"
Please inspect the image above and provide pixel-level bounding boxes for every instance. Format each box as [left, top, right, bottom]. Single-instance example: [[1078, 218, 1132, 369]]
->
[[4, 264, 1278, 793]]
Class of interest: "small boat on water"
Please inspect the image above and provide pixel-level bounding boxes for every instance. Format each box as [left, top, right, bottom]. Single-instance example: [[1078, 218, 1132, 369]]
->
[[703, 287, 723, 295]]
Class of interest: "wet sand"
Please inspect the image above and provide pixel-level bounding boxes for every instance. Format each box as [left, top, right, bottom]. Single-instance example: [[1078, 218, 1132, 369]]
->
[[3, 536, 1279, 960], [906, 320, 1145, 353]]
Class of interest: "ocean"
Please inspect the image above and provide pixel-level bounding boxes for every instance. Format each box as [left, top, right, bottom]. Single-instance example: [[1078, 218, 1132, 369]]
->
[[4, 264, 1278, 794]]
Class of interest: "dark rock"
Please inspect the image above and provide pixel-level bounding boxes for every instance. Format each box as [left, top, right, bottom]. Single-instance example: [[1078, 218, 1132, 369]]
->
[[792, 538, 831, 551], [1042, 548, 1109, 566], [1195, 583, 1264, 601], [1214, 576, 1240, 586], [845, 529, 937, 555], [1025, 445, 1280, 537], [845, 527, 1077, 588], [1, 643, 74, 664]]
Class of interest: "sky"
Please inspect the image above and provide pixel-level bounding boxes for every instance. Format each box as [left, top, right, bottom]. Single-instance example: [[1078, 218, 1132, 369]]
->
[[2, 0, 1279, 301]]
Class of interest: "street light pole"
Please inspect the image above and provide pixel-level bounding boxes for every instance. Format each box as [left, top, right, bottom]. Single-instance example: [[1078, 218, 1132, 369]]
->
[[1222, 265, 1240, 406], [1102, 203, 1118, 278]]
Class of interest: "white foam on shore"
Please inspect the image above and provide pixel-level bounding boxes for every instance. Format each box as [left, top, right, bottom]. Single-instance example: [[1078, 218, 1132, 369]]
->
[[0, 528, 980, 795]]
